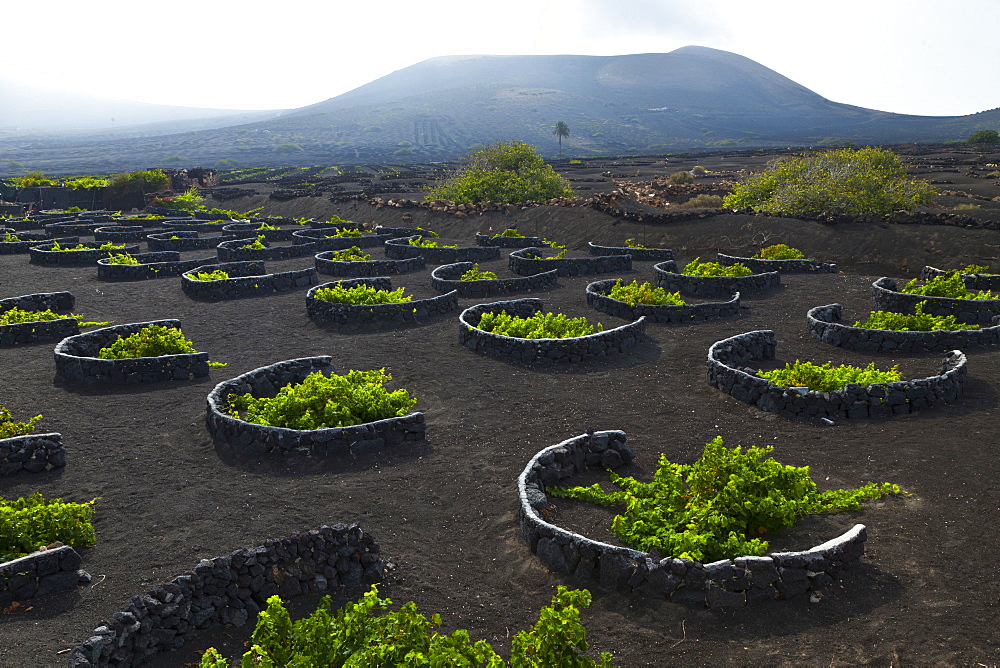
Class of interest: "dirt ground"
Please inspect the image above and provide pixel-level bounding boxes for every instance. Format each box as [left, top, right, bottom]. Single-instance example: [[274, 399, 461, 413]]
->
[[1, 150, 999, 666]]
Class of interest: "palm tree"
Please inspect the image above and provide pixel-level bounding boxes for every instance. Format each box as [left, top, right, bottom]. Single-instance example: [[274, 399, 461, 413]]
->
[[553, 121, 570, 154]]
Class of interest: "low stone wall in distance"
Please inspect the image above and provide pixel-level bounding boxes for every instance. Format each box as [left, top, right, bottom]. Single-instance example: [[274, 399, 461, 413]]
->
[[459, 298, 646, 364], [431, 262, 558, 297], [315, 252, 425, 277], [0, 433, 65, 477], [385, 236, 502, 263], [717, 253, 837, 274], [292, 229, 392, 251], [221, 223, 302, 241], [509, 248, 632, 277], [0, 235, 79, 255], [586, 279, 741, 323], [1, 545, 91, 611], [54, 319, 211, 384], [181, 261, 318, 301], [654, 260, 780, 297], [216, 238, 318, 262], [206, 356, 425, 457], [808, 303, 1000, 353], [146, 230, 233, 252], [66, 524, 383, 667], [519, 431, 869, 607], [475, 232, 546, 248], [707, 329, 967, 418], [0, 291, 79, 345], [97, 252, 217, 281], [871, 277, 1000, 325], [29, 243, 141, 267], [920, 265, 1000, 292], [93, 226, 147, 242], [306, 277, 459, 325], [588, 242, 674, 261]]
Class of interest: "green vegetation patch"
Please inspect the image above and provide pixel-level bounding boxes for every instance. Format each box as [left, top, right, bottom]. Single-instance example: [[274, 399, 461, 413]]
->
[[327, 247, 371, 262], [97, 324, 201, 359], [313, 284, 411, 305], [0, 402, 42, 440], [226, 369, 416, 430], [607, 280, 684, 306], [460, 264, 498, 281], [407, 236, 458, 249], [476, 311, 603, 339], [854, 301, 979, 331], [104, 253, 140, 265], [754, 244, 806, 260], [200, 585, 611, 667], [722, 147, 936, 216], [188, 270, 230, 281], [682, 258, 752, 277], [758, 360, 902, 391], [1, 493, 97, 562], [548, 436, 902, 562], [0, 307, 108, 328], [901, 272, 997, 300]]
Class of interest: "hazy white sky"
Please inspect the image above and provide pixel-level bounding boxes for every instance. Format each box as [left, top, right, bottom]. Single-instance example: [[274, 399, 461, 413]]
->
[[3, 0, 997, 117]]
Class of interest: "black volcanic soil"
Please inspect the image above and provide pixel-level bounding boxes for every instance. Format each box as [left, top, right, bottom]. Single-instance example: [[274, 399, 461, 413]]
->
[[1, 150, 999, 666]]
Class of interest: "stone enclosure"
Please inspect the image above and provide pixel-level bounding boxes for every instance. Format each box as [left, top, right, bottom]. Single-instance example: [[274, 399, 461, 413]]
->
[[305, 277, 459, 325], [586, 279, 742, 323]]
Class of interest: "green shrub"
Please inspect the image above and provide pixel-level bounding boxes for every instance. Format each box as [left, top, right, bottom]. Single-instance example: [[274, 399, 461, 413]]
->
[[0, 403, 42, 440], [108, 169, 169, 194], [757, 360, 902, 391], [854, 301, 978, 331], [65, 176, 109, 189], [496, 227, 522, 237], [959, 264, 992, 274], [240, 235, 268, 250], [226, 369, 416, 429], [967, 129, 1000, 144], [11, 171, 56, 187], [407, 236, 457, 249], [97, 325, 200, 359], [677, 194, 723, 209], [188, 270, 230, 281], [666, 171, 694, 185], [475, 311, 602, 338], [327, 247, 371, 262], [312, 284, 411, 305], [49, 241, 124, 252], [754, 244, 806, 260], [0, 494, 97, 562], [901, 273, 996, 300], [607, 280, 684, 306], [104, 253, 140, 265], [622, 238, 646, 249], [548, 436, 902, 562], [200, 585, 611, 667], [255, 222, 278, 231], [426, 140, 574, 204], [459, 264, 498, 280], [151, 187, 204, 213], [722, 147, 936, 215], [682, 258, 753, 277], [323, 228, 365, 238], [2, 232, 21, 242], [0, 307, 108, 328]]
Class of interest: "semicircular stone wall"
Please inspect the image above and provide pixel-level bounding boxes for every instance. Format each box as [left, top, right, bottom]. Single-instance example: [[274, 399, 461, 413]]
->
[[384, 236, 502, 263], [292, 229, 392, 251], [306, 277, 458, 325], [0, 291, 79, 345], [0, 235, 78, 255], [216, 238, 317, 262], [205, 356, 425, 457], [654, 260, 780, 297], [146, 230, 232, 252], [93, 226, 147, 242], [920, 265, 1000, 292], [181, 261, 318, 300], [707, 329, 967, 418], [509, 248, 632, 277], [97, 252, 217, 281], [431, 262, 558, 297], [871, 277, 1000, 325], [519, 430, 869, 607], [458, 298, 645, 363], [475, 232, 546, 248], [586, 279, 741, 323], [808, 303, 1000, 353], [588, 242, 674, 261], [717, 253, 837, 274], [29, 243, 141, 267], [314, 251, 425, 277]]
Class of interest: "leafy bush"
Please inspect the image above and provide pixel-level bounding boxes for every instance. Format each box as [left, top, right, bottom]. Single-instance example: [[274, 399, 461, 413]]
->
[[65, 176, 109, 189], [97, 325, 200, 359], [328, 246, 371, 262], [854, 301, 979, 331], [200, 585, 611, 667], [312, 284, 411, 305], [607, 280, 684, 306], [460, 264, 498, 281], [754, 244, 806, 260], [108, 169, 169, 194], [0, 307, 108, 328], [0, 403, 43, 440], [722, 147, 936, 215], [496, 227, 521, 237], [2, 232, 21, 242], [188, 270, 230, 281], [105, 253, 140, 265], [227, 369, 416, 429], [255, 222, 278, 231], [49, 241, 124, 252], [475, 311, 603, 339], [959, 264, 992, 274], [407, 236, 457, 249], [901, 273, 996, 300], [622, 238, 646, 249], [425, 140, 574, 204], [666, 171, 694, 185], [967, 129, 1000, 144], [0, 493, 97, 562], [677, 194, 723, 209], [240, 236, 268, 250], [323, 228, 366, 239], [11, 171, 56, 187], [682, 258, 753, 277], [151, 187, 204, 212], [758, 360, 902, 391], [548, 436, 902, 562]]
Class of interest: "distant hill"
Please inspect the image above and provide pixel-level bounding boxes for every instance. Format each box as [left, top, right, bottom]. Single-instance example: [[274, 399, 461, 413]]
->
[[2, 46, 999, 174]]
